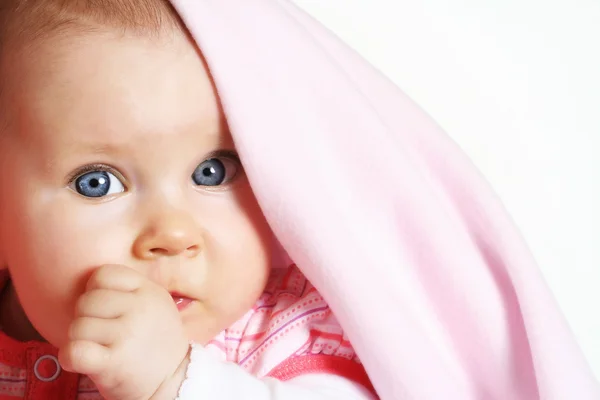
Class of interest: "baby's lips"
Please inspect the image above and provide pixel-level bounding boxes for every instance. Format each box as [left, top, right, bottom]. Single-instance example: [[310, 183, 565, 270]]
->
[[170, 292, 193, 311]]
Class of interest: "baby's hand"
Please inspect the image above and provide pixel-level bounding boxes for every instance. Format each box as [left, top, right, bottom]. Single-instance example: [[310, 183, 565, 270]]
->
[[58, 265, 190, 400]]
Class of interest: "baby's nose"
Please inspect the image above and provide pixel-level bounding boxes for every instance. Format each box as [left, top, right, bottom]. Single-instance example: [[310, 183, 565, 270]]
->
[[133, 210, 203, 260]]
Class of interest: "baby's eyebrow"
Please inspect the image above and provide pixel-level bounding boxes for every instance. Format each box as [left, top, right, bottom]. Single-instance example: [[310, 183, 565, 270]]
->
[[39, 142, 129, 174], [42, 141, 130, 172], [68, 140, 133, 156]]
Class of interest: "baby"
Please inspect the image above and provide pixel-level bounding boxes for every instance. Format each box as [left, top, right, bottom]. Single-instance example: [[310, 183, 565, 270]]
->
[[2, 1, 598, 399], [0, 0, 376, 399]]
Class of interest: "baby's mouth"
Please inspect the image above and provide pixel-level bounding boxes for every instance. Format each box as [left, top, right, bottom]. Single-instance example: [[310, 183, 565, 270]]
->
[[170, 293, 193, 311]]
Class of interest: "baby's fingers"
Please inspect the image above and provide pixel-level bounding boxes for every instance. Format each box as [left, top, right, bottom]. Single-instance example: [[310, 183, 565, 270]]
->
[[86, 264, 145, 292], [69, 317, 120, 346], [59, 340, 110, 376], [75, 289, 134, 319]]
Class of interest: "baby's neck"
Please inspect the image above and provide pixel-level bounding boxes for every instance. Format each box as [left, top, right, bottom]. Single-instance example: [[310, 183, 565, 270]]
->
[[0, 280, 45, 343]]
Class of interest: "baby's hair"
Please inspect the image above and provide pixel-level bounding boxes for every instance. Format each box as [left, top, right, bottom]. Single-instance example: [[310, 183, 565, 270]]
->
[[0, 0, 185, 135], [0, 0, 184, 46]]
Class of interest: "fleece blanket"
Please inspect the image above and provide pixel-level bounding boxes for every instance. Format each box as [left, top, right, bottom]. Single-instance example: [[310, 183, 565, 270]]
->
[[169, 0, 600, 398]]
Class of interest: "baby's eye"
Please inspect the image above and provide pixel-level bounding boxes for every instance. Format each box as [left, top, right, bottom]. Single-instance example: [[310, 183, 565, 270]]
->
[[72, 170, 125, 198], [192, 157, 239, 187]]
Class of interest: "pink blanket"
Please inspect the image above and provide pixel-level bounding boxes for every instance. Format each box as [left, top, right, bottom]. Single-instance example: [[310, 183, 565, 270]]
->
[[170, 1, 600, 398]]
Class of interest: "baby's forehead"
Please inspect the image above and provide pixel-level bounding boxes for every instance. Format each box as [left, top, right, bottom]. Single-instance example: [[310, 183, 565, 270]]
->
[[0, 0, 191, 143], [4, 28, 225, 150]]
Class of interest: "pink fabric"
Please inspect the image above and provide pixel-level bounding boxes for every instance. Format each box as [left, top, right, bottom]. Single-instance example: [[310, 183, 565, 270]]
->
[[205, 265, 362, 376], [169, 1, 600, 399]]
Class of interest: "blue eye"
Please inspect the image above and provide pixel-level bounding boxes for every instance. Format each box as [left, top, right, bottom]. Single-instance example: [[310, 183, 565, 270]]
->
[[73, 170, 125, 198], [192, 157, 239, 187]]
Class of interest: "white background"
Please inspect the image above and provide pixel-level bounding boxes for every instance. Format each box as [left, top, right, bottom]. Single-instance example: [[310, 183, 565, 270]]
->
[[292, 0, 600, 381]]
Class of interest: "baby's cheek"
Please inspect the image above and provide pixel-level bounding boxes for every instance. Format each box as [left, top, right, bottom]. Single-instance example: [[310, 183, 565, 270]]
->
[[38, 197, 136, 265], [10, 265, 80, 347], [12, 205, 135, 345], [222, 251, 270, 312]]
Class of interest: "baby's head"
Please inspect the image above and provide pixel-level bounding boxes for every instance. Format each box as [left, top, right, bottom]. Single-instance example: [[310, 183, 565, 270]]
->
[[0, 0, 273, 347]]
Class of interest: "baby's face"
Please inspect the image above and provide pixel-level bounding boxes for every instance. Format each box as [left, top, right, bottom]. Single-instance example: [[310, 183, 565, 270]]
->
[[0, 29, 273, 347]]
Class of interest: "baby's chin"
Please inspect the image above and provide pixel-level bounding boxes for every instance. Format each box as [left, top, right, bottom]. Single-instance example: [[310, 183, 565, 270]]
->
[[180, 303, 237, 345], [31, 322, 67, 348], [23, 305, 74, 348]]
